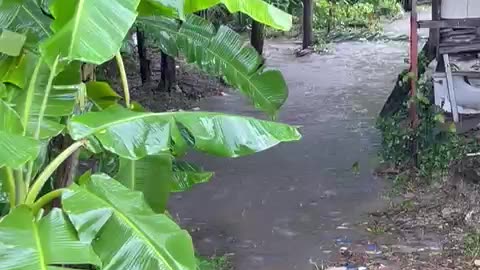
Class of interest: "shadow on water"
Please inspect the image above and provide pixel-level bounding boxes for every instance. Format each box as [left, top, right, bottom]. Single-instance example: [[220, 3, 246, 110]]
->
[[169, 39, 409, 269]]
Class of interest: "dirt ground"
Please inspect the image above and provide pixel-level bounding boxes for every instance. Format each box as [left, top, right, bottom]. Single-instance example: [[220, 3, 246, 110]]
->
[[325, 164, 480, 270], [99, 47, 227, 112]]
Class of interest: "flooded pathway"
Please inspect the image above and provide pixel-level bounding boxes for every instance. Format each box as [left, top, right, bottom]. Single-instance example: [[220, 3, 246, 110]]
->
[[170, 13, 425, 270]]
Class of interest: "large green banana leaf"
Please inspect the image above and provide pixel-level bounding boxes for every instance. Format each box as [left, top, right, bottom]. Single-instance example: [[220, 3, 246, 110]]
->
[[62, 174, 196, 270], [0, 30, 26, 56], [68, 105, 301, 159], [0, 206, 100, 269], [116, 154, 172, 212], [0, 130, 39, 169], [86, 81, 122, 110], [184, 0, 292, 30], [40, 0, 141, 66], [0, 98, 40, 170], [12, 54, 79, 139], [138, 0, 184, 18], [0, 99, 23, 134], [140, 15, 288, 116], [172, 161, 213, 192], [0, 54, 28, 88], [0, 0, 52, 48]]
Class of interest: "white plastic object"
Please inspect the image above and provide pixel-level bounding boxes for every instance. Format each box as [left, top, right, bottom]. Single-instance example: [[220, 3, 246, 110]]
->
[[434, 73, 480, 115], [468, 0, 480, 18], [441, 0, 468, 19]]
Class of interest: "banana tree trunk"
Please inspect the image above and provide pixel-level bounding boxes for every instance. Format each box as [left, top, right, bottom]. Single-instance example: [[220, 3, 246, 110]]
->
[[251, 20, 265, 55], [52, 63, 93, 206], [158, 51, 176, 92], [136, 27, 151, 84], [303, 0, 314, 49]]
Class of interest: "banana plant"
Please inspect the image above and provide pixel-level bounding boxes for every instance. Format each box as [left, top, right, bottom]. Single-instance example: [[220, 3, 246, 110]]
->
[[140, 14, 288, 116], [0, 0, 299, 269]]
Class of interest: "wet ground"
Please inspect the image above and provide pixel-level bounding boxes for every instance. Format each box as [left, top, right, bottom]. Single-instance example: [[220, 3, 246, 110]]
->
[[169, 13, 428, 270]]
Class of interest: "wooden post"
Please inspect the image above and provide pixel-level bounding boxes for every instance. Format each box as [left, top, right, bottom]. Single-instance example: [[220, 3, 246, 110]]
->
[[251, 20, 265, 55], [428, 0, 441, 59], [136, 27, 151, 84], [303, 0, 313, 49]]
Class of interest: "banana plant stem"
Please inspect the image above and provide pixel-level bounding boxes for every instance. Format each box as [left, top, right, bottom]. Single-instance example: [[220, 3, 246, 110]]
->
[[5, 168, 15, 208], [14, 170, 26, 204], [31, 189, 66, 215], [25, 140, 85, 204], [115, 52, 131, 108]]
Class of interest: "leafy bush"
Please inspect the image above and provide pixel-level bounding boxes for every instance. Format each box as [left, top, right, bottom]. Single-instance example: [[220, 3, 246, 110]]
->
[[313, 0, 402, 43], [377, 75, 478, 179], [0, 0, 299, 269], [465, 233, 480, 258]]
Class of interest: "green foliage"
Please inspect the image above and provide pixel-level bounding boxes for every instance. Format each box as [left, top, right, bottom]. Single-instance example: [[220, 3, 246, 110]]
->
[[140, 15, 289, 116], [377, 76, 479, 180], [0, 0, 297, 269], [196, 255, 233, 270], [184, 0, 293, 31], [314, 0, 402, 44], [0, 206, 101, 269], [465, 232, 480, 258]]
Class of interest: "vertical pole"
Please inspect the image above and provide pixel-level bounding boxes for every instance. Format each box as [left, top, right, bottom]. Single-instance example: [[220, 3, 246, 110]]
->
[[303, 0, 313, 49], [251, 20, 265, 55], [428, 0, 441, 59], [409, 0, 418, 127]]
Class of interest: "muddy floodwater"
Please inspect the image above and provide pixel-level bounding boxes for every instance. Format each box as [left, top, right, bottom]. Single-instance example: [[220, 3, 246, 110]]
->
[[169, 11, 429, 269]]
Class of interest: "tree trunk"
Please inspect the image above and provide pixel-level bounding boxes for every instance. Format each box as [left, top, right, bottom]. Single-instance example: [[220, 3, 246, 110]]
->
[[303, 0, 314, 49], [52, 63, 94, 207], [136, 27, 151, 84], [251, 20, 265, 55], [158, 51, 176, 92]]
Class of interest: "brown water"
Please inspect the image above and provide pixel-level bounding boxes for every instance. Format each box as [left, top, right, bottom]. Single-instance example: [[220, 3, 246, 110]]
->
[[168, 15, 422, 269]]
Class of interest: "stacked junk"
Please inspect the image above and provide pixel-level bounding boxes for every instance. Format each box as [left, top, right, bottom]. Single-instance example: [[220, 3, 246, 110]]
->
[[432, 0, 480, 127]]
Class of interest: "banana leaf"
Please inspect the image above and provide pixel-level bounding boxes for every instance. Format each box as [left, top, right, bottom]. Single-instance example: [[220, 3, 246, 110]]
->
[[116, 154, 173, 212], [138, 0, 185, 18], [0, 54, 28, 88], [0, 206, 100, 269], [140, 15, 288, 116], [41, 0, 141, 66], [0, 99, 23, 134], [0, 30, 26, 56], [0, 130, 39, 169], [86, 81, 122, 110], [12, 54, 77, 139], [62, 174, 196, 270], [184, 0, 292, 31], [68, 105, 301, 159], [172, 161, 213, 192], [0, 0, 52, 48]]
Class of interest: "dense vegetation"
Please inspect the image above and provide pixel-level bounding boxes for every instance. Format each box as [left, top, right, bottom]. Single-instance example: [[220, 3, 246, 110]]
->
[[314, 0, 402, 44], [377, 73, 480, 183], [0, 0, 301, 269]]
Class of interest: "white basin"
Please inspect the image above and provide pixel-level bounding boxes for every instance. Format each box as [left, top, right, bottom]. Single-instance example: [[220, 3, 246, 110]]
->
[[468, 0, 480, 18], [442, 0, 468, 19], [441, 0, 480, 19]]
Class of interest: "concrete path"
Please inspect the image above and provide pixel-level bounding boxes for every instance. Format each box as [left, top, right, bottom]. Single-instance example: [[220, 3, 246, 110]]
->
[[170, 14, 419, 270]]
